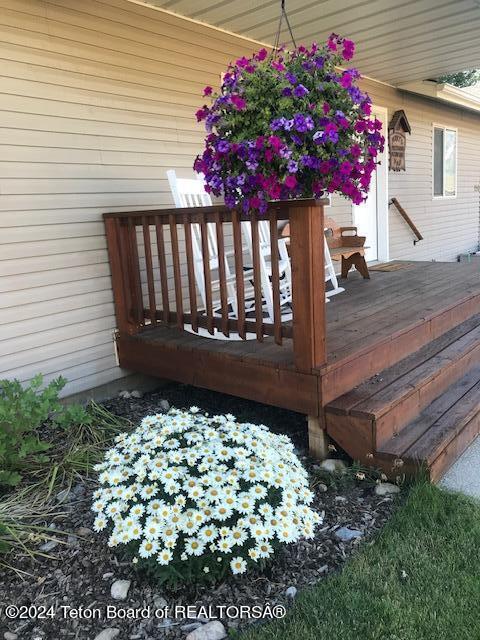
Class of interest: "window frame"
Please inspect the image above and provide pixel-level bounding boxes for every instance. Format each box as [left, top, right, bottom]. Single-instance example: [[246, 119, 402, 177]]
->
[[432, 123, 458, 200]]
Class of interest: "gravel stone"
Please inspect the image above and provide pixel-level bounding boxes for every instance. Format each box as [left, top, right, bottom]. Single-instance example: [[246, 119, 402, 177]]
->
[[39, 540, 59, 553], [4, 633, 18, 640], [375, 482, 401, 495], [285, 585, 297, 599], [335, 526, 364, 542], [153, 594, 168, 609], [320, 458, 348, 473], [93, 629, 120, 640], [185, 621, 227, 640], [158, 399, 170, 412], [110, 579, 131, 600], [56, 488, 70, 503]]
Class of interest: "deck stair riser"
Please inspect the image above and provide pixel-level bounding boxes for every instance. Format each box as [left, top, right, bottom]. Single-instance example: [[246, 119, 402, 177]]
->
[[380, 369, 480, 481], [321, 289, 480, 404], [325, 314, 480, 478]]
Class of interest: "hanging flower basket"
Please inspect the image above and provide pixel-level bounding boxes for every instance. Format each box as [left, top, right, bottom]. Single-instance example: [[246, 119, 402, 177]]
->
[[194, 35, 384, 213]]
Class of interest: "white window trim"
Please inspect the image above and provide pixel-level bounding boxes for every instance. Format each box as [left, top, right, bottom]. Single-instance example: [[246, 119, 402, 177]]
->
[[432, 123, 458, 200]]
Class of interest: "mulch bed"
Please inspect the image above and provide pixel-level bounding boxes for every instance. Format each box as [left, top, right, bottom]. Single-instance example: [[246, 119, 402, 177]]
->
[[0, 384, 400, 640]]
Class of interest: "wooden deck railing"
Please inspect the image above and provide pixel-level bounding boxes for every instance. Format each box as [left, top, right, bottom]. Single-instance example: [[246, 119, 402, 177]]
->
[[104, 199, 327, 373]]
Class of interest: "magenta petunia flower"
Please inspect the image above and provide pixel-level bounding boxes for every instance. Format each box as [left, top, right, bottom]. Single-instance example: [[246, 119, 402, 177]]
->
[[195, 106, 209, 122], [230, 95, 246, 110], [342, 39, 355, 61], [268, 135, 283, 152], [285, 175, 297, 189], [203, 86, 213, 96], [256, 48, 268, 61], [340, 72, 352, 89]]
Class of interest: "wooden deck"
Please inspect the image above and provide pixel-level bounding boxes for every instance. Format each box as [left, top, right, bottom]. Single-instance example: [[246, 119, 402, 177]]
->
[[104, 202, 480, 479], [118, 261, 480, 413]]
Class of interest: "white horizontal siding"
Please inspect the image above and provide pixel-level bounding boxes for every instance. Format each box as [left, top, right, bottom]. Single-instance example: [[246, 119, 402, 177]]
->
[[0, 0, 254, 396]]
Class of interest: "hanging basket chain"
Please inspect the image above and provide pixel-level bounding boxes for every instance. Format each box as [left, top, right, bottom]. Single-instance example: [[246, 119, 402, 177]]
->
[[272, 0, 297, 57]]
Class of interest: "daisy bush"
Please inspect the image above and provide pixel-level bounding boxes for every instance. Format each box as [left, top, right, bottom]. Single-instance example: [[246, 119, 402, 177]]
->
[[92, 408, 321, 586], [194, 34, 384, 213]]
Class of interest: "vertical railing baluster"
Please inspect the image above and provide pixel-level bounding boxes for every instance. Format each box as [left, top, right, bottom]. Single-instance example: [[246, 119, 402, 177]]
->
[[142, 215, 157, 325], [169, 214, 184, 329], [155, 216, 170, 324], [215, 211, 229, 338], [269, 209, 282, 345], [184, 215, 198, 333], [128, 217, 144, 327], [232, 210, 246, 340], [200, 217, 214, 335], [251, 215, 264, 341]]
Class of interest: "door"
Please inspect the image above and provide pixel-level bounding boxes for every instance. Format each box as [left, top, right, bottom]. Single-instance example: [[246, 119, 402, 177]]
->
[[352, 106, 388, 263], [353, 166, 378, 262]]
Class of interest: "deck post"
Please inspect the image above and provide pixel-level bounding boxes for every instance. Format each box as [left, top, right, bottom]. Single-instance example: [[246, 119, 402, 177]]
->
[[308, 415, 329, 459], [104, 216, 141, 336], [289, 200, 327, 373]]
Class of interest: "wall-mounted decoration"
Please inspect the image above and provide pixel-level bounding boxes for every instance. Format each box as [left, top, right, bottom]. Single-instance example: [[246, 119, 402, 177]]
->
[[388, 110, 411, 171]]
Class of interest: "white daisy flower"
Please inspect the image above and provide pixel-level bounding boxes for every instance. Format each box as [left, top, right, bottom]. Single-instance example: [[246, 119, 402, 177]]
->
[[230, 557, 247, 575]]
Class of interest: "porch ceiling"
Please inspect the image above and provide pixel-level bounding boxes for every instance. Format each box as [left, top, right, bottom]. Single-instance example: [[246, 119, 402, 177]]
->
[[131, 0, 480, 86]]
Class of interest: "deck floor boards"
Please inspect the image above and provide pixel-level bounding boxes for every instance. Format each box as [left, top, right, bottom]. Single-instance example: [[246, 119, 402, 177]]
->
[[134, 261, 480, 369]]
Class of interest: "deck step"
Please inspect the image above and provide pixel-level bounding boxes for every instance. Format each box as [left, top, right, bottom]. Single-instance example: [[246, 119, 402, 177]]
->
[[325, 314, 480, 468], [379, 367, 480, 481]]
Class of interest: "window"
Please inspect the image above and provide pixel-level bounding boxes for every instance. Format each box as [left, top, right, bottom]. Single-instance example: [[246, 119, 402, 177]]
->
[[433, 125, 457, 197]]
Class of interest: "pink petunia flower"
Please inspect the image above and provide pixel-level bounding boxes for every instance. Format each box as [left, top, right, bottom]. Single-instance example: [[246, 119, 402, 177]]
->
[[285, 175, 297, 189]]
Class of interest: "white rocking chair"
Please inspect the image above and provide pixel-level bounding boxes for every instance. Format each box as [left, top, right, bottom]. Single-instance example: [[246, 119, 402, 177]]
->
[[167, 170, 256, 338], [324, 235, 345, 302], [241, 220, 293, 322]]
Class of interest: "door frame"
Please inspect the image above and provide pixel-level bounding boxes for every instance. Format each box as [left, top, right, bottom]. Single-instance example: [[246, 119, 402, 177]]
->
[[351, 104, 389, 263]]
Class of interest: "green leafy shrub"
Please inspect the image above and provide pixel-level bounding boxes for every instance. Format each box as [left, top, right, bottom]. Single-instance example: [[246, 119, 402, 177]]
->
[[0, 374, 66, 488]]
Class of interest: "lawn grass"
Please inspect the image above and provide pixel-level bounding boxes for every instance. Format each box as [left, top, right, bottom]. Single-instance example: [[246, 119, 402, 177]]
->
[[244, 482, 480, 640]]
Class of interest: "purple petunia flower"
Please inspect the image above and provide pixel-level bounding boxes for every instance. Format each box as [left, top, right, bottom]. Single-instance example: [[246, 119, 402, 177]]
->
[[287, 160, 299, 173], [293, 113, 308, 133], [285, 72, 298, 84], [270, 118, 286, 131], [282, 87, 293, 97], [216, 140, 230, 153], [293, 84, 309, 98]]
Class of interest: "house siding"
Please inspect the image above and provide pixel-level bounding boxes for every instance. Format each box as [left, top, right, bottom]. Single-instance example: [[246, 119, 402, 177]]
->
[[0, 0, 253, 396], [330, 79, 480, 261], [0, 0, 479, 396]]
